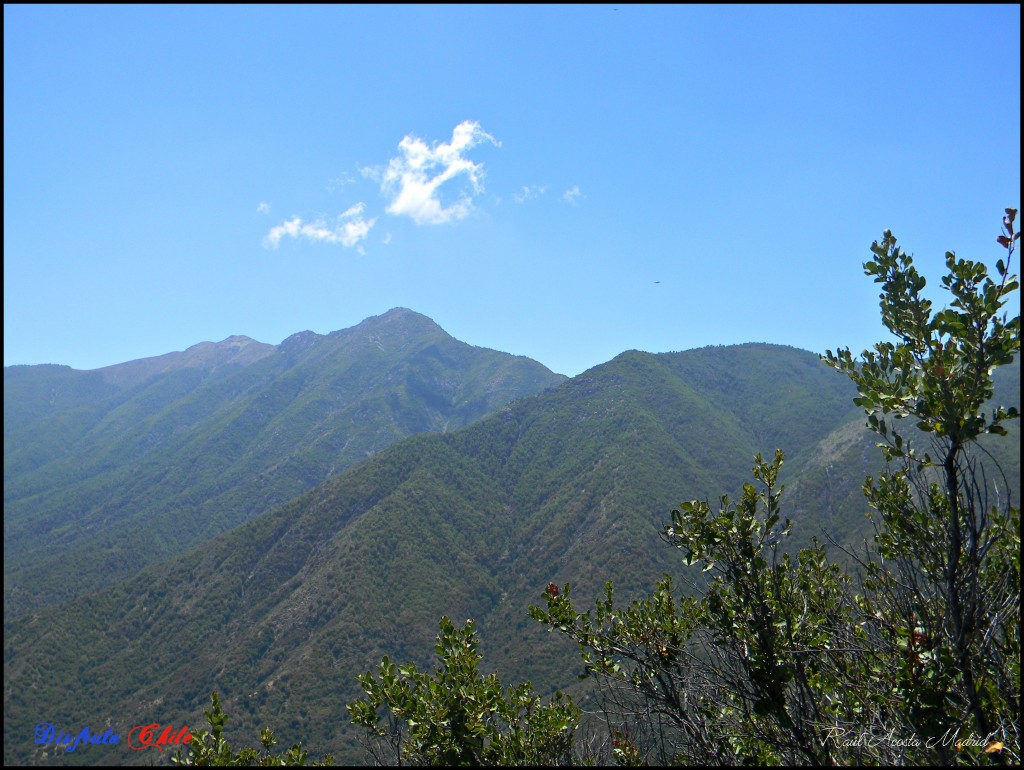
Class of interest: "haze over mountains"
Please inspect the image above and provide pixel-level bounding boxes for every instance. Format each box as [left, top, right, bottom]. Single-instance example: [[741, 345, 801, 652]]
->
[[4, 308, 566, 616], [4, 310, 1019, 765]]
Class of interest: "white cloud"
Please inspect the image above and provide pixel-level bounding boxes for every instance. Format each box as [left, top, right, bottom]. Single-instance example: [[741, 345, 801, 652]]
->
[[562, 185, 582, 205], [359, 165, 383, 184], [264, 217, 301, 246], [263, 205, 376, 249], [380, 120, 500, 224], [513, 184, 547, 204], [382, 232, 392, 245], [257, 201, 271, 214], [327, 171, 356, 191]]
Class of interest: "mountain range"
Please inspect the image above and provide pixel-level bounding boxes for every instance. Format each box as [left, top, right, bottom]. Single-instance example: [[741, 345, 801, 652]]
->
[[4, 308, 566, 617], [3, 310, 1019, 765]]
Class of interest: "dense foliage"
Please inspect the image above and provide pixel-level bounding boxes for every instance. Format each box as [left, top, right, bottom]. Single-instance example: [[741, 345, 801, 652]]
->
[[4, 342, 894, 766], [171, 692, 334, 766], [347, 617, 579, 765], [4, 217, 1020, 765], [529, 208, 1020, 764], [4, 308, 565, 616], [823, 210, 1021, 754]]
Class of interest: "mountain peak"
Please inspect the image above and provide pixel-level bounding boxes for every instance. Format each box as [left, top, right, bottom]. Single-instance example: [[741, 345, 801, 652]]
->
[[279, 329, 323, 352], [361, 307, 441, 330], [96, 335, 274, 386], [321, 308, 449, 345], [379, 306, 418, 319]]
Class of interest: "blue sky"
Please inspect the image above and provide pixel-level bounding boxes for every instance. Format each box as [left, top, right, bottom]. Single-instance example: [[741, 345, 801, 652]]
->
[[4, 4, 1020, 377]]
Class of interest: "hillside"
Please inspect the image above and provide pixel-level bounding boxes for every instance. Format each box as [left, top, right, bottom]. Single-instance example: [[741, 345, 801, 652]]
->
[[3, 308, 566, 616], [0, 345, 890, 764], [4, 345, 1017, 765]]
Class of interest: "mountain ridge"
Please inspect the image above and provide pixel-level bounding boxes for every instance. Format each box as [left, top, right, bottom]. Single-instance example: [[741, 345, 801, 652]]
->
[[15, 343, 1011, 765], [95, 334, 275, 388], [4, 318, 1018, 765], [4, 308, 567, 617]]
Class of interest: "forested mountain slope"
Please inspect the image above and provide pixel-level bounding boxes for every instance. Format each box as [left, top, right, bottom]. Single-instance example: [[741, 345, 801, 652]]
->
[[13, 345, 1013, 765], [4, 308, 566, 616]]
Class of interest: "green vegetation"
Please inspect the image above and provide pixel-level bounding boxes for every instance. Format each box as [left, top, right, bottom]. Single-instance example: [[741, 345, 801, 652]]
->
[[825, 212, 1020, 750], [4, 218, 1020, 765], [347, 617, 579, 765], [532, 450, 863, 764], [4, 308, 565, 616], [171, 692, 334, 766], [4, 341, 893, 765], [528, 208, 1020, 763]]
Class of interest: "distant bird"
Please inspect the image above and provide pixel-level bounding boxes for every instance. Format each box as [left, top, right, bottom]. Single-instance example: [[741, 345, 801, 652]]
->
[[654, 281, 660, 284]]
